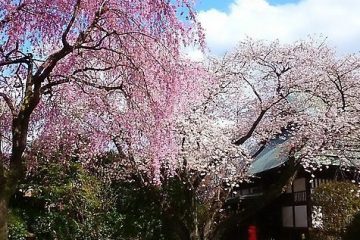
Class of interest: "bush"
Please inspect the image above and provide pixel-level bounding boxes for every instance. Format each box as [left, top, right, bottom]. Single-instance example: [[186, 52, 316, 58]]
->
[[8, 210, 27, 240], [343, 211, 360, 240], [311, 181, 360, 239], [8, 157, 207, 239], [10, 161, 122, 240]]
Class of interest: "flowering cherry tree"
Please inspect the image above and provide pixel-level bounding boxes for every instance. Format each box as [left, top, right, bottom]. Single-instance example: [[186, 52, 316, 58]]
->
[[0, 0, 204, 238], [210, 38, 360, 171], [209, 39, 360, 238], [173, 38, 360, 239]]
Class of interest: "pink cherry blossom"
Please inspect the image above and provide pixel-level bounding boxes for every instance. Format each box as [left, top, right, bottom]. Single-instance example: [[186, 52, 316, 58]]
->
[[0, 0, 204, 206]]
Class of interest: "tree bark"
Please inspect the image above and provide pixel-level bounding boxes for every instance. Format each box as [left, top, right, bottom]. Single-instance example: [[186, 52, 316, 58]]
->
[[0, 196, 8, 240], [162, 215, 191, 240], [190, 196, 200, 240], [0, 146, 8, 240]]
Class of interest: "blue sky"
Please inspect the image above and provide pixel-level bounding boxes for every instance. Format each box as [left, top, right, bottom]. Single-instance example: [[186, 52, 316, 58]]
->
[[196, 0, 299, 11], [187, 0, 360, 59]]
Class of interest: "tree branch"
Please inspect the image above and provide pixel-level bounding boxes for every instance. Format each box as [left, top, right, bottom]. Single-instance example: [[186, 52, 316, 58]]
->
[[62, 0, 81, 47], [34, 1, 108, 83], [0, 56, 29, 67], [40, 78, 70, 93], [243, 76, 262, 104], [78, 78, 124, 92], [0, 93, 16, 117], [233, 108, 268, 145]]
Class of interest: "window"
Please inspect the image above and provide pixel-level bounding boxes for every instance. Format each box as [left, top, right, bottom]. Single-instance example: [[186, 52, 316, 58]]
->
[[282, 205, 308, 228], [295, 205, 308, 227], [282, 206, 294, 227]]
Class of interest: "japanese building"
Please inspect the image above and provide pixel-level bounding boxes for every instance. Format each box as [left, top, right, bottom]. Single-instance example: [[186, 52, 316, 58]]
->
[[225, 136, 358, 240]]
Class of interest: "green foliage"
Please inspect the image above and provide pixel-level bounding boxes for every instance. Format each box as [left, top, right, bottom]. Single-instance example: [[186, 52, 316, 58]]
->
[[9, 161, 122, 240], [8, 210, 28, 240], [8, 159, 208, 240], [112, 175, 198, 240], [343, 211, 360, 240], [114, 181, 163, 239], [311, 181, 360, 240]]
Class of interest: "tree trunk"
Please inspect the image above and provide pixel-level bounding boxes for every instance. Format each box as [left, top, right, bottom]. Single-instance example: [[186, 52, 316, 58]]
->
[[0, 151, 8, 240], [0, 196, 8, 240], [190, 202, 200, 240], [162, 215, 191, 240]]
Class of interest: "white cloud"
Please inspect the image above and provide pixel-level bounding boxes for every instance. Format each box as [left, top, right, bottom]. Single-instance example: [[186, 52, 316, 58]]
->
[[198, 0, 360, 55], [183, 46, 205, 61]]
